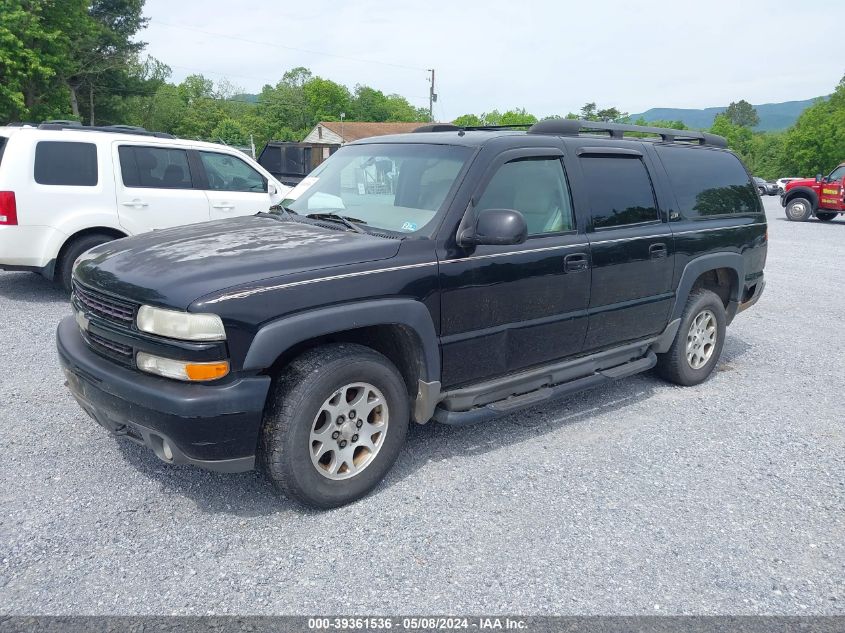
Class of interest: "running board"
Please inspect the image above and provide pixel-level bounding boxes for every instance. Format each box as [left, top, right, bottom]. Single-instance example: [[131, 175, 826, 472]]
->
[[433, 351, 657, 427]]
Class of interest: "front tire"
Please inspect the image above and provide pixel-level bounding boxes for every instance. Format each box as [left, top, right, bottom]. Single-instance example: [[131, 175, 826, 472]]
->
[[55, 233, 114, 292], [259, 343, 410, 509], [656, 289, 726, 386], [785, 197, 813, 222], [816, 211, 838, 222]]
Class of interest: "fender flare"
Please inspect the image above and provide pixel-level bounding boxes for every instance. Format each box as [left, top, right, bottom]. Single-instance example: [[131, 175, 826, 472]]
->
[[242, 298, 441, 382], [671, 253, 744, 323], [783, 187, 818, 210]]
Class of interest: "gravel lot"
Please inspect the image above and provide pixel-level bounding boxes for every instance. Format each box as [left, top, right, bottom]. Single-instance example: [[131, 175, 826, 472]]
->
[[1, 196, 842, 615]]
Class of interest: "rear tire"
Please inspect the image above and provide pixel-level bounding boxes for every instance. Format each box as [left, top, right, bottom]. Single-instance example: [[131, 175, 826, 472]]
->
[[656, 289, 726, 387], [55, 233, 114, 292], [785, 197, 813, 222], [816, 211, 837, 222], [259, 343, 410, 509]]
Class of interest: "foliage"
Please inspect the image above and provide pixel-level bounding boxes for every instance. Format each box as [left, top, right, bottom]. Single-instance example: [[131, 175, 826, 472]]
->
[[724, 99, 759, 127]]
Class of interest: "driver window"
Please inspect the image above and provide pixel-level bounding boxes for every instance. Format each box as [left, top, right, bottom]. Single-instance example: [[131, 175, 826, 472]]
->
[[199, 151, 267, 193], [477, 157, 574, 235]]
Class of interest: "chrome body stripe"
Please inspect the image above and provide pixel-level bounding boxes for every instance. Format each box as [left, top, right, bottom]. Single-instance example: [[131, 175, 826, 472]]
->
[[206, 222, 767, 303]]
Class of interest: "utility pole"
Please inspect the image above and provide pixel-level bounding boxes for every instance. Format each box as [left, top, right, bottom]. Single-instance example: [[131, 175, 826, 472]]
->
[[428, 69, 437, 122]]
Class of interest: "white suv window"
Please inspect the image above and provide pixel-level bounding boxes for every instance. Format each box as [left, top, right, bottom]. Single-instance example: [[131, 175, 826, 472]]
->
[[199, 151, 266, 193], [34, 141, 98, 186], [118, 146, 193, 189]]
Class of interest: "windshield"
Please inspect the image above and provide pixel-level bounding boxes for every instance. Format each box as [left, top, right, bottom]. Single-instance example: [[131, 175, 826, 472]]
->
[[284, 143, 473, 234]]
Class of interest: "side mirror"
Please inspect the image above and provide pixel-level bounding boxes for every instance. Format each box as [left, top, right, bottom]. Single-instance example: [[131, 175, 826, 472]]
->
[[458, 208, 527, 247], [815, 174, 823, 183], [268, 182, 278, 195]]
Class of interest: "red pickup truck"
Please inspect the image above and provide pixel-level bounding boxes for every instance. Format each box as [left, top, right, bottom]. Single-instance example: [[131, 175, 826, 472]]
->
[[782, 163, 845, 221]]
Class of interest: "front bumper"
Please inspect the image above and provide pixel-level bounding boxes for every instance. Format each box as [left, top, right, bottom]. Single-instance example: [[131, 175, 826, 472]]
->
[[56, 316, 271, 472]]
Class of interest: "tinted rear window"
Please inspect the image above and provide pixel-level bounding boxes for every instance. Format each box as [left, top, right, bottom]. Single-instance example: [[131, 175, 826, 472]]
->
[[34, 141, 98, 186], [0, 137, 7, 166], [655, 146, 760, 217], [118, 145, 193, 189], [579, 156, 659, 229]]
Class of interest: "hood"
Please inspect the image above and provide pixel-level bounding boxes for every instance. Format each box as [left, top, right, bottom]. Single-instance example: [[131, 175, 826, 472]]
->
[[785, 178, 815, 191], [74, 216, 401, 309]]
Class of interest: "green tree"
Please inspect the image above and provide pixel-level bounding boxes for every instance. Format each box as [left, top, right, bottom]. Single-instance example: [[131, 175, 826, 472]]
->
[[723, 99, 759, 128], [779, 75, 845, 176]]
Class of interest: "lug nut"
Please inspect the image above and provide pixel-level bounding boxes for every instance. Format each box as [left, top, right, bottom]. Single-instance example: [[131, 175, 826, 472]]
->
[[349, 410, 356, 419], [336, 416, 345, 425], [352, 434, 359, 442], [356, 420, 363, 428], [332, 431, 340, 439], [339, 440, 347, 448]]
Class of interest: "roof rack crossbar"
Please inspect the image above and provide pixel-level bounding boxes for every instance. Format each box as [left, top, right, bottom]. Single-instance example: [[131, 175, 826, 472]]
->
[[527, 119, 727, 148], [36, 122, 175, 139]]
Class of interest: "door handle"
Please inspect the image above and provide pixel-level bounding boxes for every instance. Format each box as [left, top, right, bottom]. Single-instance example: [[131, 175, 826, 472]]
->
[[121, 199, 148, 209], [564, 252, 589, 273], [211, 202, 235, 210], [649, 243, 668, 259]]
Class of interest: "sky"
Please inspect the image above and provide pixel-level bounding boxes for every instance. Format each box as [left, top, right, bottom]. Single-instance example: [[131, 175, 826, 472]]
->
[[140, 0, 845, 120]]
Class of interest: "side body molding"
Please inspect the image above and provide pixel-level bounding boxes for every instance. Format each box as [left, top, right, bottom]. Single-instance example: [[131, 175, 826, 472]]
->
[[671, 252, 744, 324], [242, 299, 442, 422]]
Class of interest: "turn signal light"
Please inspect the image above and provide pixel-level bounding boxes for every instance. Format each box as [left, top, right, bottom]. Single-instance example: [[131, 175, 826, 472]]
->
[[185, 361, 230, 381]]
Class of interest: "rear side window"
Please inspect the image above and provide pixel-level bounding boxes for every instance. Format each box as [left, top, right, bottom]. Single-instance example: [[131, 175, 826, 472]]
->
[[579, 156, 659, 229], [655, 146, 760, 217], [119, 146, 193, 189], [0, 137, 7, 166], [34, 141, 98, 186]]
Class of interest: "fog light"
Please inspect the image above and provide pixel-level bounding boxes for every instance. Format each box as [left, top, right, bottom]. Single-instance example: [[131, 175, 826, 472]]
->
[[162, 440, 174, 461]]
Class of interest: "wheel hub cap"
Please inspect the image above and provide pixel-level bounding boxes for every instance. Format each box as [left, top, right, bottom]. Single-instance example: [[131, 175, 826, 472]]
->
[[686, 309, 717, 370], [309, 382, 388, 480]]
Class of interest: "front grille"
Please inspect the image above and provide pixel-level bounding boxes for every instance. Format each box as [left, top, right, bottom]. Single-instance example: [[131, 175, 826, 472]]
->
[[73, 282, 137, 325], [87, 330, 132, 357]]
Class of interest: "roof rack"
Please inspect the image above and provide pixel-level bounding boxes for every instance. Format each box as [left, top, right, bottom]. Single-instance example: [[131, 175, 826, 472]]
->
[[528, 119, 727, 147], [413, 123, 533, 133], [36, 122, 175, 139]]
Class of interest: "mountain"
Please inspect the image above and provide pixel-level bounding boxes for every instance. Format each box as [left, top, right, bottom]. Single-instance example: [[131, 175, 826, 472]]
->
[[631, 96, 829, 132]]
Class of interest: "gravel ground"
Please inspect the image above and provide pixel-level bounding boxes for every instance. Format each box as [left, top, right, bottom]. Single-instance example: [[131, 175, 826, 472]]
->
[[0, 196, 842, 615]]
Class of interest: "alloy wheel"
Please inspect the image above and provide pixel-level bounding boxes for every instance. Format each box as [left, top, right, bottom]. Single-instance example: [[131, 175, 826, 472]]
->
[[309, 382, 389, 480], [686, 309, 717, 370]]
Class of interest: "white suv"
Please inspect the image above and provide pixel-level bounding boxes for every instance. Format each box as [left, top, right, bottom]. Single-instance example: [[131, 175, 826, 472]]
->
[[0, 123, 290, 290]]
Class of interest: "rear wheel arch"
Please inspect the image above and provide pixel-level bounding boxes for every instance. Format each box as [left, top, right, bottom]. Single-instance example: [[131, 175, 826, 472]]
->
[[672, 255, 743, 324], [53, 227, 127, 289]]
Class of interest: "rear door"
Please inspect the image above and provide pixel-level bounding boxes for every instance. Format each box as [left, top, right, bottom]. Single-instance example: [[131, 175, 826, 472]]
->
[[575, 145, 675, 351], [196, 150, 280, 219], [113, 143, 210, 233]]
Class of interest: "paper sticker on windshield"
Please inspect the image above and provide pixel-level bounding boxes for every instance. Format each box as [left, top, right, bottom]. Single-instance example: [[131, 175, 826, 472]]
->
[[286, 176, 319, 200], [401, 222, 418, 232]]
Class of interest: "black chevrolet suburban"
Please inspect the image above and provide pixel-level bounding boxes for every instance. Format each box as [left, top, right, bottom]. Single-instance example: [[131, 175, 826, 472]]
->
[[57, 119, 767, 508]]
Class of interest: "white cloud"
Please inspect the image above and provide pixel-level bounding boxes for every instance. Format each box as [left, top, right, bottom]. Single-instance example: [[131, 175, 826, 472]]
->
[[140, 0, 845, 119]]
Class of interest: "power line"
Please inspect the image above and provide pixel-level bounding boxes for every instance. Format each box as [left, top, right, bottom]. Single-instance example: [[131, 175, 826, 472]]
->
[[149, 20, 428, 73]]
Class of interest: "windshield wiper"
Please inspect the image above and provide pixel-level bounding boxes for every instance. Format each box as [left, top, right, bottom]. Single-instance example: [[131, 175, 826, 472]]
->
[[267, 203, 299, 218], [306, 212, 367, 234]]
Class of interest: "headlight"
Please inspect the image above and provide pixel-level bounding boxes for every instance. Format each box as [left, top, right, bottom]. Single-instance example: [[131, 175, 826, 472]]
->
[[136, 352, 229, 382], [136, 305, 226, 341]]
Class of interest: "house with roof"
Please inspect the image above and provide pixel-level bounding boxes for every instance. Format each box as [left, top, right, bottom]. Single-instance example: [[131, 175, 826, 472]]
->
[[301, 121, 429, 145]]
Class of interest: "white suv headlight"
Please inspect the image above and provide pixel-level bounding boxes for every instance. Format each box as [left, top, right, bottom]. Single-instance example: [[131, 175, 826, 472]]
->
[[136, 305, 226, 341]]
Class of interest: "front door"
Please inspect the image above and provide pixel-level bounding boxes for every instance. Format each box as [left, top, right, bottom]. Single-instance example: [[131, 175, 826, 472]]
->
[[575, 147, 674, 351], [198, 150, 278, 219], [438, 149, 591, 388], [113, 143, 210, 233], [820, 165, 845, 211]]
